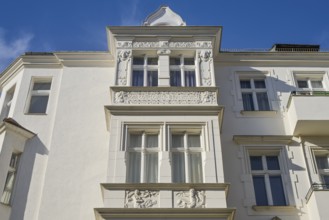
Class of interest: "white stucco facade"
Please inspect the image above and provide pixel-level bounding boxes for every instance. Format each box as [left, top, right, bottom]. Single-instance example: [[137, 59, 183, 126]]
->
[[0, 6, 329, 220]]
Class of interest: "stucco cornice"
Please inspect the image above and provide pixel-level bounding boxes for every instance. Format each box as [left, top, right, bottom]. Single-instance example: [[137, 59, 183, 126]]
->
[[233, 135, 294, 145], [0, 118, 35, 139]]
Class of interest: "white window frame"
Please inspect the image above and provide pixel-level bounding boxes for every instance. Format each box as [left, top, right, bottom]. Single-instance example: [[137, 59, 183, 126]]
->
[[169, 125, 206, 183], [170, 56, 196, 87], [293, 72, 327, 93], [239, 77, 271, 111], [124, 125, 161, 183], [132, 56, 158, 87], [312, 149, 329, 185], [248, 150, 287, 206], [0, 85, 16, 120], [1, 152, 21, 205], [26, 78, 52, 114]]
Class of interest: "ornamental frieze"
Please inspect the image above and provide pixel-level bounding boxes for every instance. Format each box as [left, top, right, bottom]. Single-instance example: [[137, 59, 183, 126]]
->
[[124, 189, 159, 208], [116, 41, 213, 49], [175, 188, 205, 208], [114, 91, 217, 105]]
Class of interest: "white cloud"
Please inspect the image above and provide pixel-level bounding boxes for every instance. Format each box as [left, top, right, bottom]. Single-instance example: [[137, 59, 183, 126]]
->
[[0, 28, 34, 72], [120, 0, 141, 26]]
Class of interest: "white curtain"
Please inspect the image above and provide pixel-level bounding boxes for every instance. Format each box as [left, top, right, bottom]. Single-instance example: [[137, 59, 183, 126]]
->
[[189, 153, 203, 183], [146, 135, 158, 148], [129, 134, 142, 148], [0, 172, 15, 204], [256, 92, 270, 110], [145, 153, 158, 183], [172, 152, 185, 183], [184, 71, 196, 87], [127, 152, 141, 183], [188, 135, 200, 148]]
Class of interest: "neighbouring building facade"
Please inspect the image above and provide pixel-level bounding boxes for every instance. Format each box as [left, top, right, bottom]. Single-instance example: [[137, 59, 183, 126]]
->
[[0, 6, 329, 220]]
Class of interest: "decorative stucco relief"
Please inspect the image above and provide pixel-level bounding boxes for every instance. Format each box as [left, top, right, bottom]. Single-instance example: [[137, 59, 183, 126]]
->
[[157, 49, 171, 55], [128, 41, 212, 49], [116, 41, 133, 48], [125, 189, 159, 208], [113, 91, 217, 105], [198, 50, 213, 86], [116, 50, 132, 86], [175, 188, 205, 208]]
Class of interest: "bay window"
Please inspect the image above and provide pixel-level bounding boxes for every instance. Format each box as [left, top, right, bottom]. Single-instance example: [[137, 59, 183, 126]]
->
[[249, 154, 286, 206], [1, 153, 20, 205], [240, 78, 270, 111], [170, 129, 203, 183], [170, 57, 196, 87], [132, 56, 158, 87], [315, 153, 329, 185], [126, 130, 159, 183]]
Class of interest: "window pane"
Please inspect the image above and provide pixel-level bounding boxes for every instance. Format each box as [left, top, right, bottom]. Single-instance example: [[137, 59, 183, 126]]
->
[[147, 58, 158, 65], [250, 156, 263, 170], [129, 134, 142, 148], [170, 58, 181, 65], [242, 93, 254, 111], [189, 153, 203, 183], [146, 135, 158, 148], [256, 92, 270, 111], [323, 175, 329, 185], [147, 71, 158, 86], [270, 176, 286, 206], [252, 176, 268, 206], [297, 80, 308, 88], [188, 134, 201, 148], [0, 172, 16, 204], [172, 152, 185, 183], [170, 71, 181, 86], [145, 153, 158, 183], [316, 156, 329, 169], [266, 156, 280, 170], [184, 71, 196, 87], [172, 134, 184, 148], [133, 57, 144, 65], [9, 153, 20, 169], [240, 80, 251, 89], [33, 82, 51, 90], [311, 80, 323, 89], [127, 152, 141, 183], [28, 96, 49, 113], [184, 58, 194, 65], [254, 80, 266, 88], [132, 70, 144, 86]]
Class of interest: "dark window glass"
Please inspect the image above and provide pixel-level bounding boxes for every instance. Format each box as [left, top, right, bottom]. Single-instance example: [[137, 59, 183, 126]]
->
[[28, 96, 49, 113], [269, 176, 286, 206], [297, 80, 308, 88], [184, 58, 194, 65], [170, 58, 181, 65], [147, 58, 158, 65], [33, 83, 51, 90], [240, 80, 251, 89], [253, 176, 268, 206], [250, 156, 263, 170], [170, 71, 181, 86], [316, 156, 329, 169], [323, 175, 329, 185], [256, 92, 270, 111], [254, 80, 266, 88], [147, 71, 158, 86], [132, 70, 144, 86], [172, 152, 185, 183], [266, 156, 280, 170], [126, 152, 141, 183], [242, 93, 254, 111], [133, 57, 144, 65]]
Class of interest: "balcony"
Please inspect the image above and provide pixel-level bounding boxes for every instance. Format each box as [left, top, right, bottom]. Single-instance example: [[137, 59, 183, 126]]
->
[[305, 184, 329, 219], [287, 91, 329, 136], [95, 183, 235, 220]]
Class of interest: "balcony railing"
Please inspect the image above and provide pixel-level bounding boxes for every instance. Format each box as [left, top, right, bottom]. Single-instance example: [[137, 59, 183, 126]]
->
[[305, 183, 329, 202]]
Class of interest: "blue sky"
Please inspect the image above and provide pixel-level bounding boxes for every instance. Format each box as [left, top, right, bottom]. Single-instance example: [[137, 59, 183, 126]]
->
[[1, 0, 329, 72]]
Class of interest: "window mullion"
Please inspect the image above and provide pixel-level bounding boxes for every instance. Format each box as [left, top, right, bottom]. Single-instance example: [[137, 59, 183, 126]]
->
[[264, 174, 273, 205], [184, 133, 189, 182], [141, 132, 146, 183]]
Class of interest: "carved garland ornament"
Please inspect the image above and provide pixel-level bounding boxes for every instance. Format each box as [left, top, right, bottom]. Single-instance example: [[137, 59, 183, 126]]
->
[[114, 91, 217, 105], [116, 41, 212, 49], [176, 188, 205, 208], [125, 189, 159, 208]]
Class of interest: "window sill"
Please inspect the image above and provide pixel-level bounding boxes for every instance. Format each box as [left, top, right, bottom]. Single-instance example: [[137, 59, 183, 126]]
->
[[252, 205, 295, 212], [240, 110, 277, 117], [24, 113, 48, 115]]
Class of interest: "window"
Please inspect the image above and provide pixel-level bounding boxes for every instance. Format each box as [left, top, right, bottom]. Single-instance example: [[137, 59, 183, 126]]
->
[[315, 153, 329, 185], [170, 129, 203, 183], [240, 78, 270, 111], [132, 56, 158, 86], [249, 154, 286, 206], [27, 80, 52, 114], [295, 75, 324, 91], [1, 153, 20, 205], [126, 129, 159, 183], [170, 57, 196, 87], [0, 85, 16, 120]]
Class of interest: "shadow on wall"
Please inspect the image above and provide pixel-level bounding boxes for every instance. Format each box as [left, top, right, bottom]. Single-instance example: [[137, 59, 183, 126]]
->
[[10, 135, 49, 220]]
